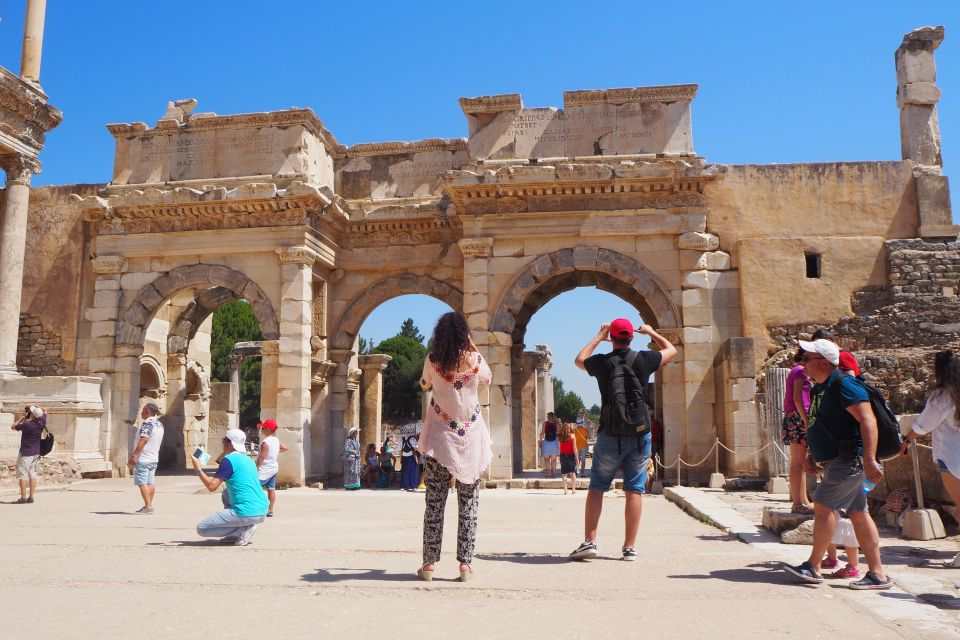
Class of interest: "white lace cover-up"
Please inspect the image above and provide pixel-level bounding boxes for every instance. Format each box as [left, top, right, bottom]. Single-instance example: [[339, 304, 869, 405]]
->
[[417, 352, 493, 484]]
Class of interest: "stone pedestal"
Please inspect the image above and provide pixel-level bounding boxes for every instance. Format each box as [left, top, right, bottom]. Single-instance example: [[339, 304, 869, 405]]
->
[[901, 509, 947, 541]]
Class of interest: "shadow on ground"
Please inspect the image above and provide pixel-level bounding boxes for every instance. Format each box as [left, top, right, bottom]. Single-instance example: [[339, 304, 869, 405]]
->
[[301, 568, 414, 583], [669, 561, 800, 585], [474, 552, 570, 565], [879, 590, 960, 611]]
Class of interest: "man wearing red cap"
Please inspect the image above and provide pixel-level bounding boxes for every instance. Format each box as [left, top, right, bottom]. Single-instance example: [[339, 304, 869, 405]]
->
[[569, 318, 676, 562]]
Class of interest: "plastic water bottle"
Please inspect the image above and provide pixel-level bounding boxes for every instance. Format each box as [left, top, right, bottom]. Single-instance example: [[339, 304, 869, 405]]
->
[[862, 478, 876, 494]]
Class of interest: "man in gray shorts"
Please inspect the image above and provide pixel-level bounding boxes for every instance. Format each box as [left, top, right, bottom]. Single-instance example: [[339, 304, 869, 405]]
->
[[782, 338, 892, 590]]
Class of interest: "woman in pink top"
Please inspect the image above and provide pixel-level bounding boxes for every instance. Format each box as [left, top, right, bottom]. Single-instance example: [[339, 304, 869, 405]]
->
[[416, 312, 492, 582], [782, 351, 813, 515]]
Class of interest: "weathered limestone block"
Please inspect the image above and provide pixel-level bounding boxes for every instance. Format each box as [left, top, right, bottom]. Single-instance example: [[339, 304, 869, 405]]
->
[[781, 520, 815, 544], [762, 506, 812, 535], [678, 232, 719, 251], [682, 270, 739, 290]]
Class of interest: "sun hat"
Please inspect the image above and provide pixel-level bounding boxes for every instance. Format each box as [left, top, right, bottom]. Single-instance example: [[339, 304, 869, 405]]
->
[[224, 429, 247, 452], [29, 406, 44, 419], [798, 339, 840, 366]]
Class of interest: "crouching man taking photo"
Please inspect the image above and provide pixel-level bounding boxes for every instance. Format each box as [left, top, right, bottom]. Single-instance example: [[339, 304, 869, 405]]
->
[[192, 429, 269, 546]]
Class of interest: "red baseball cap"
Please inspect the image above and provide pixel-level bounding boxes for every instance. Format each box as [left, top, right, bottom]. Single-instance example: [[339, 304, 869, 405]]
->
[[838, 351, 861, 376], [257, 418, 279, 430], [609, 318, 635, 338]]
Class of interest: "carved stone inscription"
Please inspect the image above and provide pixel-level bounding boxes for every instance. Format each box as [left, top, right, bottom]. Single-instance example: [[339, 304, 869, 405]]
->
[[114, 125, 321, 185], [468, 101, 693, 160]]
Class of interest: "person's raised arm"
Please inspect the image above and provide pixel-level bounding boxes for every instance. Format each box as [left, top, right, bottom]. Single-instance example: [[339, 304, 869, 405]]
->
[[575, 324, 610, 371], [636, 325, 677, 364], [191, 455, 223, 492]]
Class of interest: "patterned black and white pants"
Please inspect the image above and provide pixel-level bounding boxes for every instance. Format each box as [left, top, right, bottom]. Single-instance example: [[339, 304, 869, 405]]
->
[[421, 455, 480, 565]]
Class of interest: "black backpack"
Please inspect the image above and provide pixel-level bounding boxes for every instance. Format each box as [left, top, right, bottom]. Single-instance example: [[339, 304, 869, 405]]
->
[[826, 375, 904, 460], [39, 426, 54, 457], [401, 436, 416, 454], [602, 351, 652, 437]]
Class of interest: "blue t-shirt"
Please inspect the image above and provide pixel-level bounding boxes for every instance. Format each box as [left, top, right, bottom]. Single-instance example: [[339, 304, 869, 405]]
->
[[214, 452, 269, 517], [806, 371, 870, 462]]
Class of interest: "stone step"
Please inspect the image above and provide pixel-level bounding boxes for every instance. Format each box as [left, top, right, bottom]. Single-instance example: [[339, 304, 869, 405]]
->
[[761, 505, 812, 535]]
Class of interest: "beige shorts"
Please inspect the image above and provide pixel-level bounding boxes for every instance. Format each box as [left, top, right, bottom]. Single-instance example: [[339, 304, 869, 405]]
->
[[16, 455, 40, 480]]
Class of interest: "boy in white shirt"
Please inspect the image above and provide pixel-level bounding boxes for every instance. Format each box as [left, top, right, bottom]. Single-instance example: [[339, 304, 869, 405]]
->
[[256, 419, 288, 517]]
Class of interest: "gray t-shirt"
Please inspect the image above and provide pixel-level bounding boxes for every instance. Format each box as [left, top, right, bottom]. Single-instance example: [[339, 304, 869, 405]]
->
[[137, 417, 164, 465]]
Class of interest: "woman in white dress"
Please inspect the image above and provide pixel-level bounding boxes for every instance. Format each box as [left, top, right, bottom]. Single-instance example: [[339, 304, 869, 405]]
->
[[903, 350, 960, 567], [416, 312, 492, 582]]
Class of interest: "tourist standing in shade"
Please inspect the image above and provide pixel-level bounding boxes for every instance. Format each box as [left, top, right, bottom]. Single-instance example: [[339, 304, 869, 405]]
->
[[902, 350, 960, 568], [416, 312, 492, 582], [540, 412, 561, 477], [128, 403, 164, 514], [783, 351, 814, 515], [12, 405, 46, 504], [558, 422, 579, 494], [341, 427, 362, 490]]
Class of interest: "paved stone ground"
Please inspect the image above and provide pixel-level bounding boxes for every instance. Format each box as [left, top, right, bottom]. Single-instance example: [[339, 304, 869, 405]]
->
[[1, 476, 958, 640]]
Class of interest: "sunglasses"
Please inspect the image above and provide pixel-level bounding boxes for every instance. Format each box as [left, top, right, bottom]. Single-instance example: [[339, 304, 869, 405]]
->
[[801, 354, 825, 362]]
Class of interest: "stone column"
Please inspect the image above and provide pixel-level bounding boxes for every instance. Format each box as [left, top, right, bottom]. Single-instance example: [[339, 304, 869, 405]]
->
[[0, 157, 39, 374], [109, 344, 143, 476], [460, 237, 512, 479], [20, 0, 47, 83], [519, 350, 543, 471], [164, 353, 187, 471], [716, 338, 759, 476], [274, 246, 317, 485], [358, 353, 392, 452], [327, 347, 355, 474], [228, 354, 242, 424], [259, 340, 279, 424]]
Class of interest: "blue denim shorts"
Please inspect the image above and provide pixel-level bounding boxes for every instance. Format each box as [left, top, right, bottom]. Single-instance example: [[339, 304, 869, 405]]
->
[[589, 430, 652, 493], [260, 474, 277, 490], [133, 462, 158, 486]]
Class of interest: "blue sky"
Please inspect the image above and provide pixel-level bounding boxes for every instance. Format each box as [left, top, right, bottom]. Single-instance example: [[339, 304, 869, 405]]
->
[[1, 1, 957, 405]]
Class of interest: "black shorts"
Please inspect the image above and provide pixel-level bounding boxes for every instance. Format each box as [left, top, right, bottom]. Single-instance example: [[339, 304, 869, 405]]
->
[[560, 454, 577, 474]]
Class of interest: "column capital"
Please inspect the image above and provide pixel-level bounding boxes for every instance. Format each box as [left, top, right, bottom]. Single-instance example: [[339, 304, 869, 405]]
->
[[2, 156, 41, 186], [228, 354, 244, 371], [458, 237, 494, 259], [327, 348, 355, 364], [276, 245, 318, 267], [92, 255, 128, 274], [358, 353, 392, 370]]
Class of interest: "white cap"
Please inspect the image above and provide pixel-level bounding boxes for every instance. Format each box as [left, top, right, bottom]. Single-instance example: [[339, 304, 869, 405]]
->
[[224, 429, 246, 453], [798, 339, 840, 366], [29, 406, 44, 419]]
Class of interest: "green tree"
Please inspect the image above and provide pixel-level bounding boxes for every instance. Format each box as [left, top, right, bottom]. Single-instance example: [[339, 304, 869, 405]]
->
[[211, 300, 263, 428], [397, 318, 425, 343], [358, 336, 373, 355], [552, 377, 586, 422], [372, 335, 427, 421]]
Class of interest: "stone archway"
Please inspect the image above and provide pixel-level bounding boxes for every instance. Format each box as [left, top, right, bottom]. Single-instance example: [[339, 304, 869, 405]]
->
[[491, 247, 681, 339], [330, 274, 463, 350], [488, 247, 682, 473], [115, 264, 280, 350]]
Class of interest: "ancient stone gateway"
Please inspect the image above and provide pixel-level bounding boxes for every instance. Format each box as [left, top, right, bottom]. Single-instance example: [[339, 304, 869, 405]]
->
[[4, 27, 957, 488]]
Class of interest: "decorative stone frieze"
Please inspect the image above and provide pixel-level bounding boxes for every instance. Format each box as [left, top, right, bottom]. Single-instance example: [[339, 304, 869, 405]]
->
[[92, 255, 128, 274], [459, 237, 494, 258], [564, 84, 698, 106], [276, 246, 319, 267], [678, 231, 720, 251]]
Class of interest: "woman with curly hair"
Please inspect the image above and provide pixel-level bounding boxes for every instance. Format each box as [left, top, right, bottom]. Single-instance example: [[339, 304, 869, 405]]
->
[[416, 311, 492, 582], [903, 350, 960, 567]]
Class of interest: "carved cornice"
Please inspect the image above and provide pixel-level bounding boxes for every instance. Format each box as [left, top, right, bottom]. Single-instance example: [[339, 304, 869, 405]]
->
[[1, 155, 40, 185], [564, 84, 698, 107], [276, 245, 318, 267], [345, 138, 467, 157], [458, 237, 494, 259], [106, 108, 343, 156], [92, 255, 128, 274], [357, 354, 392, 370], [78, 182, 346, 236], [0, 67, 62, 151], [345, 215, 462, 248], [459, 94, 523, 115]]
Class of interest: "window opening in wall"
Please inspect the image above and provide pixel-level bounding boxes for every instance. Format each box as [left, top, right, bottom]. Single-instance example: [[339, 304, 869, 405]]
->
[[805, 252, 821, 279]]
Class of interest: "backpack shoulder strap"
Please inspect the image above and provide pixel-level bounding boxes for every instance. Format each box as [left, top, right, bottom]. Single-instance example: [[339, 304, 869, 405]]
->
[[625, 350, 640, 369]]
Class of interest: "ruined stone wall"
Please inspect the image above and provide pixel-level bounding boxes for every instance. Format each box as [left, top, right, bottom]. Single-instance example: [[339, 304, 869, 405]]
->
[[765, 239, 960, 414], [17, 312, 65, 375], [0, 456, 81, 487]]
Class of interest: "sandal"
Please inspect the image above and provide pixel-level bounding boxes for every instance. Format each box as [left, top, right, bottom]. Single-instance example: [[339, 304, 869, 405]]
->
[[458, 565, 473, 582], [416, 566, 433, 582], [791, 504, 815, 516]]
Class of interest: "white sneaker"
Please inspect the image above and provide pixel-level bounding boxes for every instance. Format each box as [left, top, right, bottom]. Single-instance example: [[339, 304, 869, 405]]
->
[[235, 524, 258, 546], [946, 552, 960, 568]]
